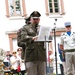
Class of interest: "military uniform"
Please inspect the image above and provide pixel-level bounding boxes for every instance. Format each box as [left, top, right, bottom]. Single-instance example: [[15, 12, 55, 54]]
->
[[60, 22, 75, 75], [17, 16, 31, 60], [21, 24, 46, 62], [17, 27, 26, 60], [20, 11, 46, 75]]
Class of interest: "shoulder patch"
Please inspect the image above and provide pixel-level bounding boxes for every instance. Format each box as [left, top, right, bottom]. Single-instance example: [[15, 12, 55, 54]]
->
[[73, 32, 75, 34], [17, 28, 22, 33]]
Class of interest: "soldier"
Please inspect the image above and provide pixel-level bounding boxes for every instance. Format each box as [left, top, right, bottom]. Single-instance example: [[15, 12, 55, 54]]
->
[[59, 22, 75, 75], [20, 11, 47, 75], [17, 16, 31, 60]]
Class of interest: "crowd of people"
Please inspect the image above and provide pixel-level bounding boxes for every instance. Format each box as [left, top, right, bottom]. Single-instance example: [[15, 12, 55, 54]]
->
[[3, 48, 26, 75]]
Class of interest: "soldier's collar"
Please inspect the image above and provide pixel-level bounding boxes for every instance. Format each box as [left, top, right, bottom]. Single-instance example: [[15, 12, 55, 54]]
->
[[31, 24, 38, 28]]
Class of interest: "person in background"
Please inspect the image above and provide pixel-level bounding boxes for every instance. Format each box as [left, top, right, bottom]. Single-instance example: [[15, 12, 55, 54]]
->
[[3, 50, 12, 75], [17, 48, 26, 75], [17, 48, 22, 58], [47, 50, 53, 75], [59, 22, 75, 75], [20, 11, 47, 75], [10, 50, 21, 75], [3, 50, 12, 67], [58, 43, 65, 75]]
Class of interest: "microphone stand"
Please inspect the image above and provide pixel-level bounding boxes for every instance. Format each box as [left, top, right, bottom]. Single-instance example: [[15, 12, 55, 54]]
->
[[45, 35, 50, 75], [45, 35, 52, 75], [53, 19, 58, 75]]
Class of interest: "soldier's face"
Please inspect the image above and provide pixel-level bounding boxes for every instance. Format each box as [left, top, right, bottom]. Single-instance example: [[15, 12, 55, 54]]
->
[[65, 26, 71, 32], [31, 17, 40, 24]]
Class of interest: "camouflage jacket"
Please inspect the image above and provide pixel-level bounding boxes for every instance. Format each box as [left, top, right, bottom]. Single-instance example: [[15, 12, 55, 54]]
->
[[17, 26, 26, 48], [20, 24, 46, 62], [17, 25, 27, 60]]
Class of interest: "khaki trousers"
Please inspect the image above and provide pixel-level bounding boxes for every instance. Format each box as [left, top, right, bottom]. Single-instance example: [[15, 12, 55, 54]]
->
[[65, 52, 75, 75], [26, 61, 46, 75], [62, 62, 66, 75]]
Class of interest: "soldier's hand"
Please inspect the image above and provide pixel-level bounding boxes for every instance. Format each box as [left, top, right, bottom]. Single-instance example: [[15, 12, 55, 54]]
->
[[32, 36, 38, 41]]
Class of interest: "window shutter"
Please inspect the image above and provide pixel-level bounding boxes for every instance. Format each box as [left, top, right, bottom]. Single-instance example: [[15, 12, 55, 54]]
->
[[60, 0, 65, 15], [45, 0, 49, 16], [5, 0, 10, 18], [22, 0, 27, 17]]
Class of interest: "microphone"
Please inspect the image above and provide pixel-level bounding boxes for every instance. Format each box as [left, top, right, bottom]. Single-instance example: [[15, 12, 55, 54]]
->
[[35, 24, 38, 33], [35, 24, 38, 28]]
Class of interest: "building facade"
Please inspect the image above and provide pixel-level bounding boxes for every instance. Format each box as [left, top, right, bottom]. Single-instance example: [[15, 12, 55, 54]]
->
[[1, 0, 75, 74]]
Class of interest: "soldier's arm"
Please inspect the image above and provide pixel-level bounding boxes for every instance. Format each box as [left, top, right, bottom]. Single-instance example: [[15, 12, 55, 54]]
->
[[21, 26, 34, 43], [17, 39, 26, 48], [17, 28, 26, 47]]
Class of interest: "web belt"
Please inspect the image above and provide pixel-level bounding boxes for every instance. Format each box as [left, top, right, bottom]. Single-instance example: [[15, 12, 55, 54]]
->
[[64, 49, 75, 52]]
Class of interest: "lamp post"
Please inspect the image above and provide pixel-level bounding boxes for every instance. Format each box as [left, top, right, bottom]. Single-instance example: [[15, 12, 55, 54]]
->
[[53, 18, 58, 75]]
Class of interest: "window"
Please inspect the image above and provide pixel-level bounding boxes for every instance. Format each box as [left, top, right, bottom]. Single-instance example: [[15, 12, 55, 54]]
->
[[49, 0, 59, 13], [45, 0, 65, 16], [5, 0, 27, 17], [9, 0, 21, 16]]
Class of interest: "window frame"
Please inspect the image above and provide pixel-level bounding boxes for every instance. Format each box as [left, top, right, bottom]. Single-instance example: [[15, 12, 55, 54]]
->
[[45, 0, 65, 16], [9, 0, 22, 16], [5, 0, 27, 18], [49, 0, 59, 14]]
